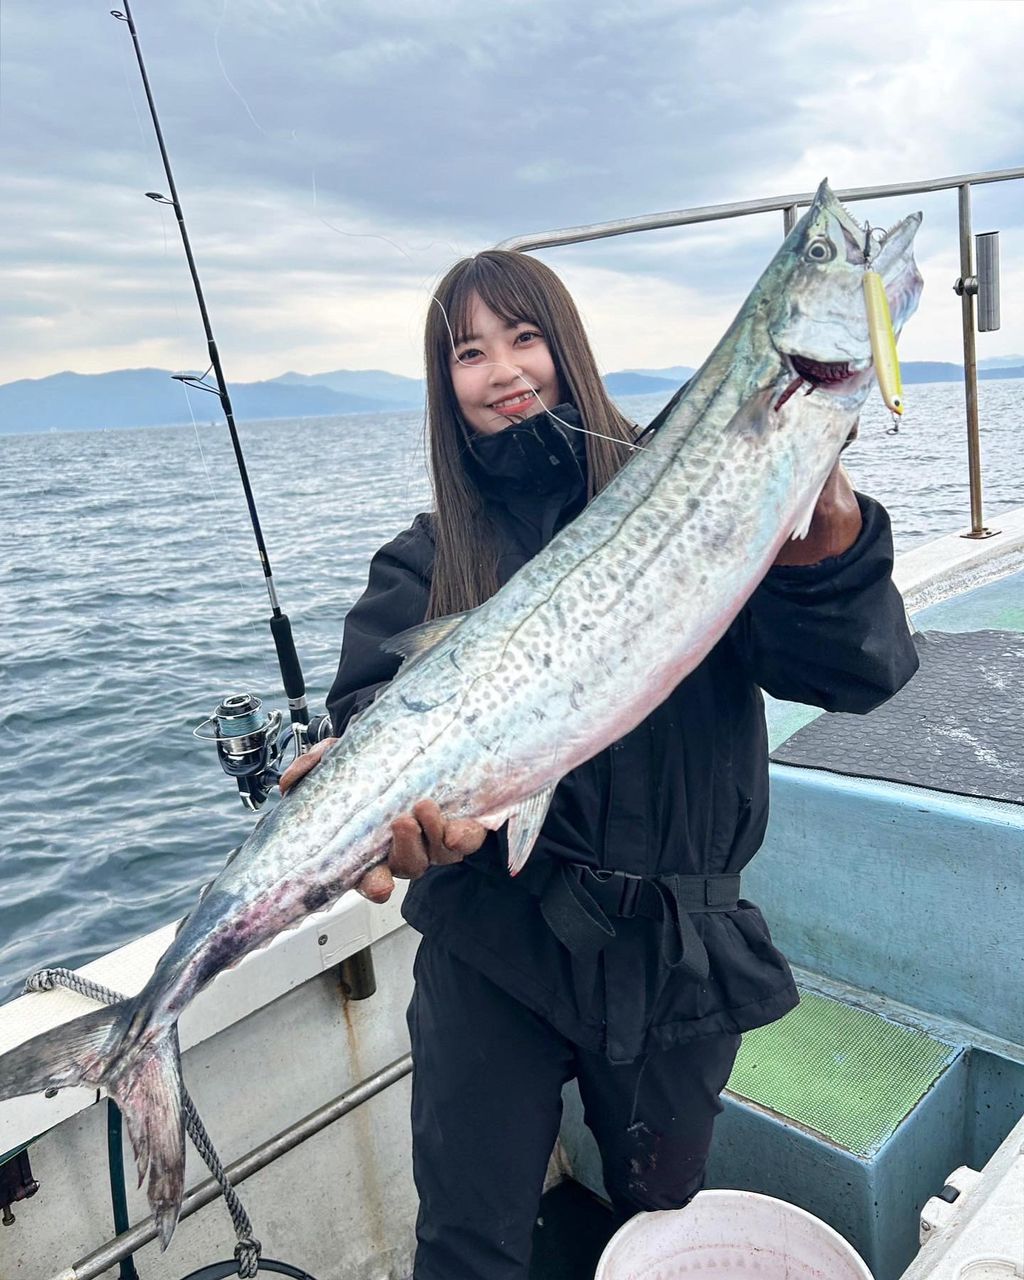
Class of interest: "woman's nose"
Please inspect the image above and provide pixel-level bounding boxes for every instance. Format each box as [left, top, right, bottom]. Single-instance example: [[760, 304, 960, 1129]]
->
[[489, 351, 524, 384]]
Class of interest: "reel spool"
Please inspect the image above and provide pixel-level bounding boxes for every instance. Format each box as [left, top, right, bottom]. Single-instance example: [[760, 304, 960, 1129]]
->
[[194, 693, 287, 810]]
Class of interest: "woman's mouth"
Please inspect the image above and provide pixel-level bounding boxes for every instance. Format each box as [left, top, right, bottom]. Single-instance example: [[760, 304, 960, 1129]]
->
[[490, 390, 539, 415]]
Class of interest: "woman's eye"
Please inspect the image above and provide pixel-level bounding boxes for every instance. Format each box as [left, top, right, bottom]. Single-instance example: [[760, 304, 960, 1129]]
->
[[516, 330, 542, 344], [456, 347, 483, 362]]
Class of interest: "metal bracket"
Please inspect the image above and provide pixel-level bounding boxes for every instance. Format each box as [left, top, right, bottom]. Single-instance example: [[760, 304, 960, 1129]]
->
[[0, 1148, 40, 1225]]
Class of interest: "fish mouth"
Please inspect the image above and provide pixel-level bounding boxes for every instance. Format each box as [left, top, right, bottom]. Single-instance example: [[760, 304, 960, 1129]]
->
[[790, 355, 862, 386], [774, 354, 871, 410]]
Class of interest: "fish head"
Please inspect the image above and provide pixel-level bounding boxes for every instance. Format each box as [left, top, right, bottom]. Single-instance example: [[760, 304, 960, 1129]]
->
[[765, 179, 923, 408]]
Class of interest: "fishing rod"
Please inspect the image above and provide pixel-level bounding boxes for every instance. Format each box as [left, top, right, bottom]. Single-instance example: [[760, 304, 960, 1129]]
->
[[112, 1, 315, 809]]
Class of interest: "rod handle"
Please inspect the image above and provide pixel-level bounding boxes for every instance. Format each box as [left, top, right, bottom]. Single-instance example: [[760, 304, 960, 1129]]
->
[[270, 613, 309, 723]]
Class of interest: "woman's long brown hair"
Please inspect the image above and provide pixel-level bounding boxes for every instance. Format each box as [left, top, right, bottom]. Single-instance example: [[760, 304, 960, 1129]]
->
[[425, 250, 636, 619]]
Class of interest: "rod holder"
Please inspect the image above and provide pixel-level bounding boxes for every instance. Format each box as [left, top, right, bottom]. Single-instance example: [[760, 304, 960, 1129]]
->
[[975, 231, 1000, 332], [338, 946, 377, 1001]]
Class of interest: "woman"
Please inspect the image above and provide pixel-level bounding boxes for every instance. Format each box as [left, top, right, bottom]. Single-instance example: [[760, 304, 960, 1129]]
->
[[282, 250, 918, 1280]]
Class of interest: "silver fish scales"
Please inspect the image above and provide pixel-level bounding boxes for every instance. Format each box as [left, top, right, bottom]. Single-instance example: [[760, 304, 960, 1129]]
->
[[0, 180, 923, 1247]]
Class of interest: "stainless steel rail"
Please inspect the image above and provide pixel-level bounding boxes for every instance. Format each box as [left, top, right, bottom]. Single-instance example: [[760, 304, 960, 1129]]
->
[[497, 165, 1024, 538], [49, 1055, 413, 1280], [494, 167, 1024, 252]]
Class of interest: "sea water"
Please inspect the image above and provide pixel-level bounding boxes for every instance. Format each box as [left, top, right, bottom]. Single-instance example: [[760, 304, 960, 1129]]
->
[[0, 381, 1021, 1002]]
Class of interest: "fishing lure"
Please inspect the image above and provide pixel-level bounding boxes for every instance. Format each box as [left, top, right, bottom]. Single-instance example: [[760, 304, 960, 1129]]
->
[[863, 269, 904, 429]]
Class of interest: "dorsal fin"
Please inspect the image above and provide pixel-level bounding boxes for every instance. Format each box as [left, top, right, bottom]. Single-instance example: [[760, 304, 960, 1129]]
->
[[382, 610, 472, 667]]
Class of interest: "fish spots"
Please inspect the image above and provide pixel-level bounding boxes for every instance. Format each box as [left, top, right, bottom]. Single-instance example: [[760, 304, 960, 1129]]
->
[[302, 882, 331, 913], [400, 691, 456, 714]]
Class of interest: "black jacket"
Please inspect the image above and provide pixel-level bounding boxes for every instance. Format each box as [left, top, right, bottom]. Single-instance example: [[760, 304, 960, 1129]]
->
[[326, 408, 919, 1060]]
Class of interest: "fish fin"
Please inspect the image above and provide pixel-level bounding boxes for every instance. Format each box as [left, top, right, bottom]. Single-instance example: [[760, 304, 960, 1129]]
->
[[789, 480, 826, 541], [0, 997, 185, 1250], [506, 784, 556, 876], [382, 610, 472, 667], [117, 1027, 186, 1249]]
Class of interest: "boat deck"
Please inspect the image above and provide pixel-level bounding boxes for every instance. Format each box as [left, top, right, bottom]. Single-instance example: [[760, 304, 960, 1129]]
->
[[770, 565, 1024, 805]]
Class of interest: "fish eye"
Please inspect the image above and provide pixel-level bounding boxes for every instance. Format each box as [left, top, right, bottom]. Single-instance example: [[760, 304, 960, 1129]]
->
[[805, 238, 836, 263]]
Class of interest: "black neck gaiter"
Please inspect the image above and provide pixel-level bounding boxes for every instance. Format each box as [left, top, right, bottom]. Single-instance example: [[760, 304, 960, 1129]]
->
[[464, 404, 589, 501]]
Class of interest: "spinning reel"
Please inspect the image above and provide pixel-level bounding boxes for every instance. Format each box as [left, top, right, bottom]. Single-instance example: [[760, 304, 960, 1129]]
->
[[195, 693, 326, 811]]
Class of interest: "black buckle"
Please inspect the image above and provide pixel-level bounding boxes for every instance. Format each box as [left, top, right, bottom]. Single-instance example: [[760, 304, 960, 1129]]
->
[[617, 874, 643, 918], [581, 867, 644, 919]]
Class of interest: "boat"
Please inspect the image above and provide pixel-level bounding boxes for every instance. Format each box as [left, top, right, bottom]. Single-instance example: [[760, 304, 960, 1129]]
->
[[1, 169, 1022, 1280]]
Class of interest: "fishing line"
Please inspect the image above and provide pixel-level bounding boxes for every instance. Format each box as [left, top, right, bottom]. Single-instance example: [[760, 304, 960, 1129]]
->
[[116, 29, 176, 262], [310, 172, 468, 262], [214, 0, 271, 137], [180, 382, 282, 688], [208, 4, 463, 264], [431, 295, 642, 452]]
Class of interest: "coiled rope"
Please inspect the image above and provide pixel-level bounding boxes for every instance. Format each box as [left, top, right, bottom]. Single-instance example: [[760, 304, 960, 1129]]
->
[[24, 967, 261, 1278]]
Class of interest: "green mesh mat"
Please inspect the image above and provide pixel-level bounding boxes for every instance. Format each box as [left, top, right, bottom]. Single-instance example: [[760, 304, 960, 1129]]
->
[[727, 991, 957, 1156]]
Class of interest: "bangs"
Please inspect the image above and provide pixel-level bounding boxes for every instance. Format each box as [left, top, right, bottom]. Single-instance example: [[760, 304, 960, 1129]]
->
[[445, 255, 544, 346]]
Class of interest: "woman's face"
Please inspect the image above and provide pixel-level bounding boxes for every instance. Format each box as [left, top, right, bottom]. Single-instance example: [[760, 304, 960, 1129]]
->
[[448, 292, 563, 435]]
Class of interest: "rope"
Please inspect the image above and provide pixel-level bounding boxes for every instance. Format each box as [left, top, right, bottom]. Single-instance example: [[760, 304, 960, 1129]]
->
[[24, 967, 261, 1276]]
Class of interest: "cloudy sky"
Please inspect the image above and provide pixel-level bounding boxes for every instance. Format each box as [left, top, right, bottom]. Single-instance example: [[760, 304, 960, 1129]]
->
[[2, 0, 1022, 386]]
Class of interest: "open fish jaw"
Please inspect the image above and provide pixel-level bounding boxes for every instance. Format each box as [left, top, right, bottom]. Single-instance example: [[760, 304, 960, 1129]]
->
[[767, 182, 922, 383]]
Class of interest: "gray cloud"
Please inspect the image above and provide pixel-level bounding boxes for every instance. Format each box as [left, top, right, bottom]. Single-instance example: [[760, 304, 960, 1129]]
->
[[2, 0, 1023, 382]]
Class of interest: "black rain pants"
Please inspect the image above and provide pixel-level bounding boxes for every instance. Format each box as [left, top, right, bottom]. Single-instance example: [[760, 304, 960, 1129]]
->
[[407, 936, 741, 1280]]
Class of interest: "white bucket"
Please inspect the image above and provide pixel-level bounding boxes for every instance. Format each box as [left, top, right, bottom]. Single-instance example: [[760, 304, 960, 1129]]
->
[[595, 1189, 873, 1280]]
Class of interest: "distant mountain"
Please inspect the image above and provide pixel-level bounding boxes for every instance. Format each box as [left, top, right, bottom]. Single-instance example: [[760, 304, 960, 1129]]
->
[[3, 359, 1022, 435], [623, 366, 695, 383], [625, 360, 1024, 385], [271, 368, 424, 406], [978, 355, 1024, 369], [901, 362, 964, 383], [0, 368, 419, 435], [604, 372, 681, 396], [900, 361, 1024, 383]]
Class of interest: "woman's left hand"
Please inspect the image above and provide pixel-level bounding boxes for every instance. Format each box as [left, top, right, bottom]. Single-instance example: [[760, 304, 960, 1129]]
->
[[358, 801, 488, 903], [773, 459, 862, 566]]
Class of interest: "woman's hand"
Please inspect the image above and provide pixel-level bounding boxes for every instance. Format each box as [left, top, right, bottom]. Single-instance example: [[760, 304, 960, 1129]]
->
[[773, 459, 862, 567], [279, 740, 487, 903]]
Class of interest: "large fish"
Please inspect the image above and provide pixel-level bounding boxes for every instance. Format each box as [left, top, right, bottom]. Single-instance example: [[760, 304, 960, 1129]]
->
[[0, 180, 922, 1246]]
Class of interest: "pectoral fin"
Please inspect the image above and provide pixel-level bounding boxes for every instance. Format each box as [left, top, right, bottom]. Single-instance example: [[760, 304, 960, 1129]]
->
[[790, 477, 827, 540], [506, 785, 556, 876]]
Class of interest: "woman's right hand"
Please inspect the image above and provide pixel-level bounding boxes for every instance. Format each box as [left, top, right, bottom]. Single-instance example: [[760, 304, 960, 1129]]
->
[[278, 739, 487, 903]]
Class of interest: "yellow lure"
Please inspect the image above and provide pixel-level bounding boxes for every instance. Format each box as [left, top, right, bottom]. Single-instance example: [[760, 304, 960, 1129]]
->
[[863, 270, 904, 416]]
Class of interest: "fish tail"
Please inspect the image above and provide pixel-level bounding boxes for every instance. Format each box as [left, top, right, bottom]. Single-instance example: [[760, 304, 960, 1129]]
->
[[0, 997, 185, 1248]]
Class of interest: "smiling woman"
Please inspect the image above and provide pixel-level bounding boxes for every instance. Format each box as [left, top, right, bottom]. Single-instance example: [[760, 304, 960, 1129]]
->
[[447, 303, 562, 435], [275, 225, 922, 1279], [422, 250, 638, 619]]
